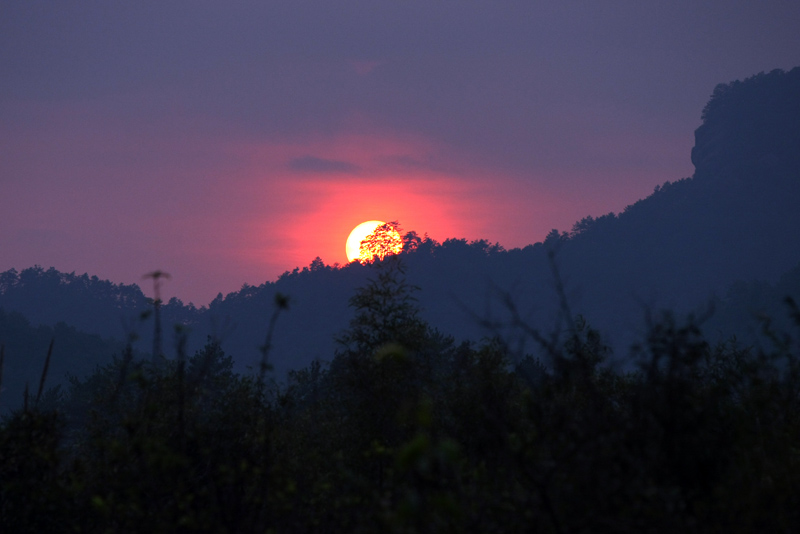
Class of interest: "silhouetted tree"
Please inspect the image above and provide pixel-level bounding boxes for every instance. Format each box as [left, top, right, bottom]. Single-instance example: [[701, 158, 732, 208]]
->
[[359, 221, 404, 262]]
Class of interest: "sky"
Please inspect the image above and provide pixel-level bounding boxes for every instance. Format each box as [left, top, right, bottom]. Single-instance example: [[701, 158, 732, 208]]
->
[[2, 1, 799, 306]]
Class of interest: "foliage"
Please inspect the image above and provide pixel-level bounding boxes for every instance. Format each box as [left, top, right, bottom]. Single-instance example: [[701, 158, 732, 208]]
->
[[3, 265, 800, 532], [359, 221, 404, 262], [335, 257, 428, 358]]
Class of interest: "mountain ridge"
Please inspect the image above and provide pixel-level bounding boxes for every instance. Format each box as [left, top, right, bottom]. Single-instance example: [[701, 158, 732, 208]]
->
[[1, 67, 799, 400]]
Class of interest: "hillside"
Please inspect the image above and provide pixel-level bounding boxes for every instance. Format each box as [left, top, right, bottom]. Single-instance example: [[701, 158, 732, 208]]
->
[[0, 308, 129, 411], [1, 67, 799, 392], [195, 66, 800, 374]]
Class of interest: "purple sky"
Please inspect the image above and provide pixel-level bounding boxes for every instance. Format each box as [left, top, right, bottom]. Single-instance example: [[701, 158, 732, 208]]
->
[[2, 1, 799, 305]]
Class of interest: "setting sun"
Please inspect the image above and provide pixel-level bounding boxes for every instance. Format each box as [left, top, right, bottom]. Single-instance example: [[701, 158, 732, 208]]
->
[[345, 220, 402, 262]]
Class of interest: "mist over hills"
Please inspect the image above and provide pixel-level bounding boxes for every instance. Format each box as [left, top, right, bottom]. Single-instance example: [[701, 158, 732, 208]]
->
[[1, 67, 799, 406]]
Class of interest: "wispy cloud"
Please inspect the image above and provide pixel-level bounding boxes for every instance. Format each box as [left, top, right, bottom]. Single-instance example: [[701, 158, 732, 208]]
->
[[288, 156, 361, 175]]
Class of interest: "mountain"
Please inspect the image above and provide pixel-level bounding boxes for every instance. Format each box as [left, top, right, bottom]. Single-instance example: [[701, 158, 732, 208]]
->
[[0, 307, 129, 411], [1, 67, 799, 389], [555, 67, 800, 348]]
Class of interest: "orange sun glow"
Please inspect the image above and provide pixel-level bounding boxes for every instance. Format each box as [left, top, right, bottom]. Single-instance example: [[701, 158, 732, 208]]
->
[[345, 220, 402, 262]]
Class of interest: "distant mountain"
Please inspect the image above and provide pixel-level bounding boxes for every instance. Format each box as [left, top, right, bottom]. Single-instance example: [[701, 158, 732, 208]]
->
[[554, 67, 800, 349], [0, 307, 128, 412], [692, 68, 800, 187], [704, 261, 800, 348], [2, 67, 799, 384]]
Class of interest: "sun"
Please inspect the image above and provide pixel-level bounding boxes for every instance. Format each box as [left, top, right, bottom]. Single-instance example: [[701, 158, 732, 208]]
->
[[346, 220, 402, 262], [346, 221, 383, 262]]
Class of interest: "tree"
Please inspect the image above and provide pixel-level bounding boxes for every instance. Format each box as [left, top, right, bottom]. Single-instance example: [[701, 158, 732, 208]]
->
[[359, 221, 403, 262], [335, 258, 427, 358]]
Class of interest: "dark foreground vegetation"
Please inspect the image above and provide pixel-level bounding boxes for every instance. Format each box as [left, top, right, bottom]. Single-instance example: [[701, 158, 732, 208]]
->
[[3, 259, 800, 533]]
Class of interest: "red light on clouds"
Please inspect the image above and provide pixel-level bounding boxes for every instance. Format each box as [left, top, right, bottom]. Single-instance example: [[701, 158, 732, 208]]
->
[[288, 178, 466, 267], [231, 129, 488, 273], [230, 126, 578, 282], [1, 102, 571, 305]]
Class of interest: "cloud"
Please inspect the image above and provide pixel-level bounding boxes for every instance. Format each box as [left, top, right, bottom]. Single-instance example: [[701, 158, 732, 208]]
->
[[288, 156, 361, 175]]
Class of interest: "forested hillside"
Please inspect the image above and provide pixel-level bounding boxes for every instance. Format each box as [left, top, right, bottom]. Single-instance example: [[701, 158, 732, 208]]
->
[[3, 68, 798, 387], [3, 257, 800, 531], [0, 308, 129, 413]]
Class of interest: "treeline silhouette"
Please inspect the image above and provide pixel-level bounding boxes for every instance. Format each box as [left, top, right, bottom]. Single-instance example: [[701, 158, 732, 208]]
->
[[2, 258, 800, 531], [2, 69, 800, 391], [2, 67, 800, 530]]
